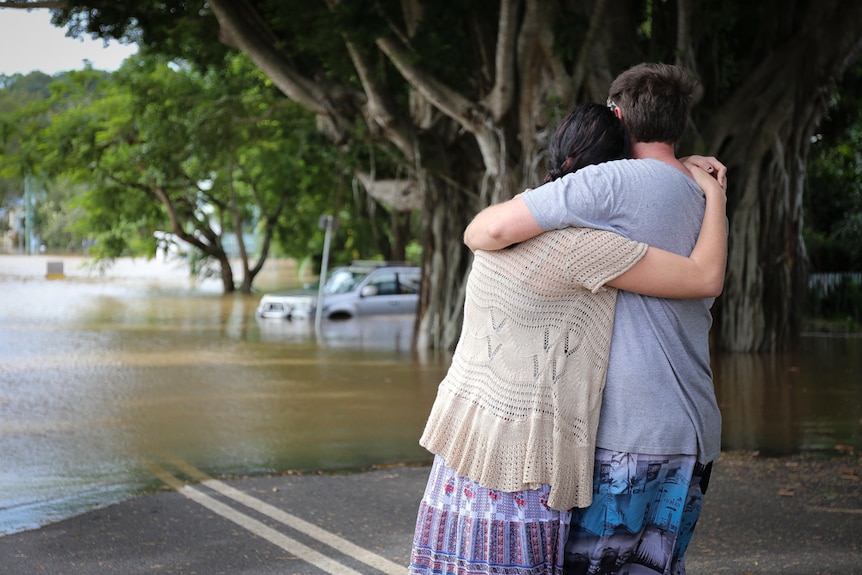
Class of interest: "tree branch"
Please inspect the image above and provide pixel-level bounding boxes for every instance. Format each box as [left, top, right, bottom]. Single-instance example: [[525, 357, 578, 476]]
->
[[376, 34, 502, 175], [343, 41, 415, 161], [570, 0, 609, 98], [376, 36, 480, 131], [482, 0, 518, 122], [0, 1, 67, 9], [206, 0, 355, 143]]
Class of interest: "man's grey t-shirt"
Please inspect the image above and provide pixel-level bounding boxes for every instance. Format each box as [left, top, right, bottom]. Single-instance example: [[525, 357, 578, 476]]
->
[[522, 158, 721, 464]]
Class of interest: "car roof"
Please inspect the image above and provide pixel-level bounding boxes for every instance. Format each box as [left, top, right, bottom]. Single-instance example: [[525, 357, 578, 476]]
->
[[345, 260, 419, 272]]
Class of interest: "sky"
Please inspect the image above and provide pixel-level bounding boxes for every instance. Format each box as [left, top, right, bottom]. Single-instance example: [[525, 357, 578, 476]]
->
[[0, 9, 138, 76]]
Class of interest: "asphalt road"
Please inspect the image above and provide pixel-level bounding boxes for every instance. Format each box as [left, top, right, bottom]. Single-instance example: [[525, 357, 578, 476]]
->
[[0, 452, 860, 575]]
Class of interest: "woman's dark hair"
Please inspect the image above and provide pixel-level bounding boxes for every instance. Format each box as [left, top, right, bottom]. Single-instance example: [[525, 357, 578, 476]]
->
[[544, 103, 631, 183]]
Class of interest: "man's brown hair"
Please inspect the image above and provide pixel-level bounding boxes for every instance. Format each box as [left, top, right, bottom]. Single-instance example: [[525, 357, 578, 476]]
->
[[607, 63, 697, 145]]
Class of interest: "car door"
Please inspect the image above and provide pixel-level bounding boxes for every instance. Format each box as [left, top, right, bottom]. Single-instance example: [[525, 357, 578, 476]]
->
[[355, 269, 420, 316], [395, 270, 421, 314]]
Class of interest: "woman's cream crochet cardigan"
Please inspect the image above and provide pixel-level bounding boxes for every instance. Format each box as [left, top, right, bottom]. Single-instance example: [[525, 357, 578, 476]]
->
[[420, 228, 647, 510]]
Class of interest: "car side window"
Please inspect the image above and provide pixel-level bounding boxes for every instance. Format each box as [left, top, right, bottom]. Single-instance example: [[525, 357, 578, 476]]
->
[[398, 272, 421, 295], [324, 269, 362, 294], [368, 272, 399, 296]]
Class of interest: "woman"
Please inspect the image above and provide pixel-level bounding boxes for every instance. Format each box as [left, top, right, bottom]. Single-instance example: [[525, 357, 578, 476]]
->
[[409, 104, 726, 575]]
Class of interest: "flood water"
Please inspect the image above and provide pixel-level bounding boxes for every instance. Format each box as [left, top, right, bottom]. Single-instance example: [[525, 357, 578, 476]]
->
[[1, 255, 861, 536]]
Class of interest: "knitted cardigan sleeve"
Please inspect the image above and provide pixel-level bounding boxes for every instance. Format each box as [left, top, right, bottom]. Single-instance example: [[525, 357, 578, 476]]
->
[[420, 228, 647, 510]]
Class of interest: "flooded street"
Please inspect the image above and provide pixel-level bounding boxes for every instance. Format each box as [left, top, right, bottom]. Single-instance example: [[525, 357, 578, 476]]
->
[[1, 255, 861, 536]]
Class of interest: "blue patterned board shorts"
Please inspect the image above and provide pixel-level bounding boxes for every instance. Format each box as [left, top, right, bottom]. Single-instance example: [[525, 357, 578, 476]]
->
[[409, 454, 572, 575], [564, 449, 712, 575]]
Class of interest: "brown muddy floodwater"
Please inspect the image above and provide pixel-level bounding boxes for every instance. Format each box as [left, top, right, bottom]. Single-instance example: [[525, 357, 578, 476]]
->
[[1, 255, 860, 536]]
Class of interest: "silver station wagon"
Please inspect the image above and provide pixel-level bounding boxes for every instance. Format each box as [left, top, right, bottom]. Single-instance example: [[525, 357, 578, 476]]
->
[[256, 261, 422, 320]]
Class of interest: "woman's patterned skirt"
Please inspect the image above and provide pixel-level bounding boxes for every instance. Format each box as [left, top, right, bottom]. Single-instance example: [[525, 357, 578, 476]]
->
[[409, 455, 571, 575]]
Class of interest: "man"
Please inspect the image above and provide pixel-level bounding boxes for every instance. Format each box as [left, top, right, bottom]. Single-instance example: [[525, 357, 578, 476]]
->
[[464, 63, 726, 575]]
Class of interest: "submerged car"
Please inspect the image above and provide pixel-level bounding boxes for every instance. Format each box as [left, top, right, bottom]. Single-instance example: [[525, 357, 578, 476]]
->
[[256, 261, 421, 320]]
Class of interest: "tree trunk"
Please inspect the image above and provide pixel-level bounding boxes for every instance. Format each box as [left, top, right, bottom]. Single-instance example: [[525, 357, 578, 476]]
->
[[217, 251, 236, 293], [416, 174, 474, 351], [707, 2, 862, 351]]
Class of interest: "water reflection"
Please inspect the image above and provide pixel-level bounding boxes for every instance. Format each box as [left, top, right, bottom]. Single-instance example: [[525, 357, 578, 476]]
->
[[0, 256, 860, 537], [257, 313, 419, 353], [714, 351, 797, 454], [714, 337, 862, 455]]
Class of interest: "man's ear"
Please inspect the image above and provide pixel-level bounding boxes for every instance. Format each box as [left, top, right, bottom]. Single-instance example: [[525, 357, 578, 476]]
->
[[613, 107, 623, 120]]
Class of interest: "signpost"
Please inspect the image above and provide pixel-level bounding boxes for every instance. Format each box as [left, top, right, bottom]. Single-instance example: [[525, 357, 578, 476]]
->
[[314, 215, 337, 335]]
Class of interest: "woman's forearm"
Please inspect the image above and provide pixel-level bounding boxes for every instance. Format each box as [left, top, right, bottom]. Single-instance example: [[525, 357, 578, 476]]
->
[[607, 166, 727, 299]]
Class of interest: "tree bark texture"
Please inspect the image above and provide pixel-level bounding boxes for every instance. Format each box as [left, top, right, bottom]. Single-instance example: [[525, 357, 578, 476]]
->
[[704, 1, 862, 351]]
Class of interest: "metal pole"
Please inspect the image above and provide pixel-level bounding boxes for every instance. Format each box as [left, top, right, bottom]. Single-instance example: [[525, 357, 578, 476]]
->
[[314, 215, 334, 336], [24, 174, 34, 255]]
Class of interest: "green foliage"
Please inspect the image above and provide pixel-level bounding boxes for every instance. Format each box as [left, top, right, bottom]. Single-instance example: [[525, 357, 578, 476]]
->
[[802, 62, 862, 326], [0, 49, 401, 272], [34, 181, 87, 251], [53, 1, 225, 64], [407, 2, 497, 89], [805, 62, 862, 272], [806, 274, 862, 332], [0, 72, 55, 203], [0, 71, 53, 95]]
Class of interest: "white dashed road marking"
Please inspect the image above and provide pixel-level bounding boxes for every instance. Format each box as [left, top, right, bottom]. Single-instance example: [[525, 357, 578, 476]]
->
[[147, 458, 406, 575]]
